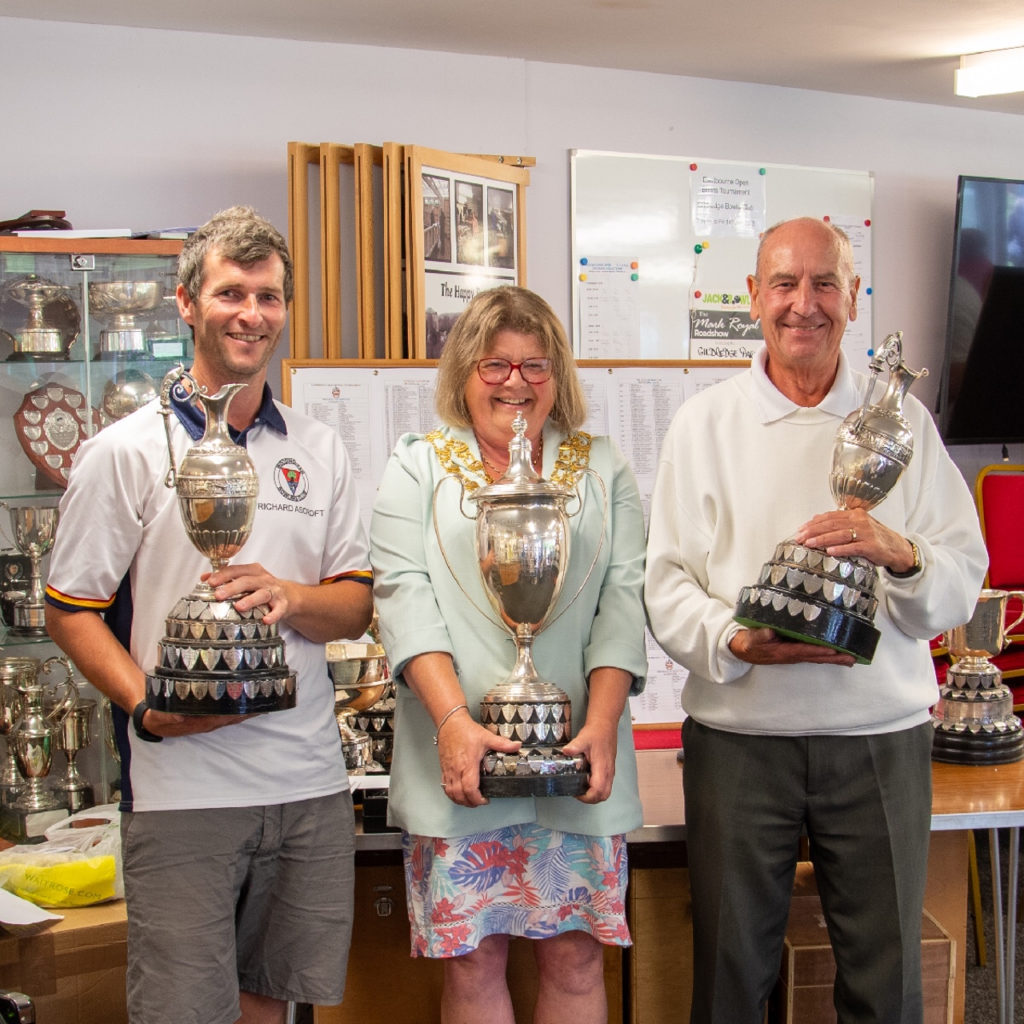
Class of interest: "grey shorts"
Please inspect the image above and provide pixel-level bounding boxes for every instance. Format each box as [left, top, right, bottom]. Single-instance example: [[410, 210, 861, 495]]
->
[[121, 790, 355, 1024]]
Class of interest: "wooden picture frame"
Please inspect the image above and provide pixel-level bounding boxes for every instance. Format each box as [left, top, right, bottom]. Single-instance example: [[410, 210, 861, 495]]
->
[[286, 141, 321, 359], [319, 142, 355, 359], [404, 146, 530, 359]]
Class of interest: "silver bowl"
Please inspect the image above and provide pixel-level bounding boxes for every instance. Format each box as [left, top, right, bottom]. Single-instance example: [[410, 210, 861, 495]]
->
[[102, 369, 158, 421], [88, 281, 164, 316]]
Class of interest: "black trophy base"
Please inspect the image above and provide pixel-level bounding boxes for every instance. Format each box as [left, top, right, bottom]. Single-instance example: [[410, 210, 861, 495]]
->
[[479, 770, 590, 799], [735, 592, 880, 665], [931, 726, 1024, 765], [479, 745, 589, 798], [145, 671, 297, 715]]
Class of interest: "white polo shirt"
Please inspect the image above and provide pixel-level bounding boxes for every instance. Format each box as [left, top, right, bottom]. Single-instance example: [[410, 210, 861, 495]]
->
[[47, 385, 371, 812]]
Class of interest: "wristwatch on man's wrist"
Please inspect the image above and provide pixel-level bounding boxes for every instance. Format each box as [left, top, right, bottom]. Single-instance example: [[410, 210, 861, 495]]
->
[[132, 700, 163, 742], [887, 539, 922, 579]]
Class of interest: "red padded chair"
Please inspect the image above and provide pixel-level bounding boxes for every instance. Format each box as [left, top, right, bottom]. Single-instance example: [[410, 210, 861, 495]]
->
[[975, 464, 1024, 708]]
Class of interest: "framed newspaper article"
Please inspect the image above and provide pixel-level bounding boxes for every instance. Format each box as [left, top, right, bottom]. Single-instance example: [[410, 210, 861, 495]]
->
[[405, 146, 529, 359]]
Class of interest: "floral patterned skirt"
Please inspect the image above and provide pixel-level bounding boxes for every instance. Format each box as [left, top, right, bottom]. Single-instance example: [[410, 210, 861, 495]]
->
[[402, 822, 631, 958]]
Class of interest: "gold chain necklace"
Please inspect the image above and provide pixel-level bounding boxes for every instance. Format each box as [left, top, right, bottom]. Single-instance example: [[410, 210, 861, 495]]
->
[[426, 428, 591, 491]]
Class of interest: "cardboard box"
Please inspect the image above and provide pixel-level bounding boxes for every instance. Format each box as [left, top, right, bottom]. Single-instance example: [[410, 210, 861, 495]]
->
[[0, 899, 127, 1024], [772, 863, 954, 1024]]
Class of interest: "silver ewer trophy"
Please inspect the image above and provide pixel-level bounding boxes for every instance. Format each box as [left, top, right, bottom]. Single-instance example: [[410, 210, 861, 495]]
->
[[735, 331, 927, 664], [145, 367, 296, 715], [931, 590, 1024, 764], [436, 412, 605, 798], [0, 503, 60, 637]]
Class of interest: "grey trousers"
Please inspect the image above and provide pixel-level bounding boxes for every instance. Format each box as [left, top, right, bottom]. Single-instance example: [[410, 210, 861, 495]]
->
[[682, 717, 933, 1024]]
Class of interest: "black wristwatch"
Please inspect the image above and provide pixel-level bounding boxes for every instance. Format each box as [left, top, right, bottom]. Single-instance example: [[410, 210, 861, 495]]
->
[[887, 539, 923, 579], [132, 700, 163, 742]]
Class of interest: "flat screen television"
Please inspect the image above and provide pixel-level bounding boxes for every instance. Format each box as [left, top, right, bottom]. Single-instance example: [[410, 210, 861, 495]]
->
[[937, 174, 1024, 446]]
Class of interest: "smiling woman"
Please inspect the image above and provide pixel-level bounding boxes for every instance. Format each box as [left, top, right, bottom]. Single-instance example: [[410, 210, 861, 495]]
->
[[369, 285, 649, 1024]]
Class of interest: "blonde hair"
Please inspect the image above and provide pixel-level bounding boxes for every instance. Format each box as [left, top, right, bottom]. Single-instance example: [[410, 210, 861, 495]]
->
[[434, 286, 587, 433]]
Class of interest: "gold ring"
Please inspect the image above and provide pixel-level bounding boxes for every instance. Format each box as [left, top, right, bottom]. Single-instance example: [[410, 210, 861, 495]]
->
[[850, 529, 857, 542]]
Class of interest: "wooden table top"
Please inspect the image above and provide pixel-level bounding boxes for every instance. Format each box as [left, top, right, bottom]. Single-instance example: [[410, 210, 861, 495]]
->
[[628, 746, 1024, 843]]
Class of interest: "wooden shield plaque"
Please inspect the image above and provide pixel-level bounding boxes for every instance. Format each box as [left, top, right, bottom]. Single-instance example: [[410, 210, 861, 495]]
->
[[13, 382, 102, 489]]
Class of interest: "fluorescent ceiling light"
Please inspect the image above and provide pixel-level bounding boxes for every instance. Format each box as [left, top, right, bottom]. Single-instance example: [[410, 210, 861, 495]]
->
[[955, 46, 1024, 97]]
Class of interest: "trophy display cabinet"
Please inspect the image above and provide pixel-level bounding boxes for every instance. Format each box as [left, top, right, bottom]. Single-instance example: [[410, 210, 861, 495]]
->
[[0, 236, 190, 826]]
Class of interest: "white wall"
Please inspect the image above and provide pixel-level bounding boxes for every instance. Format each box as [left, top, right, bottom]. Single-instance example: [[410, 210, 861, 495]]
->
[[3, 16, 1023, 480]]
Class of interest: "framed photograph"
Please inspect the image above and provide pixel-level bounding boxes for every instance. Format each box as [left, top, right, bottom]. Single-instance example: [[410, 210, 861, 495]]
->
[[405, 146, 529, 358]]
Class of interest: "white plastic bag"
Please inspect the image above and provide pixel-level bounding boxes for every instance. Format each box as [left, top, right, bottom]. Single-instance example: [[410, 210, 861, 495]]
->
[[0, 805, 122, 908]]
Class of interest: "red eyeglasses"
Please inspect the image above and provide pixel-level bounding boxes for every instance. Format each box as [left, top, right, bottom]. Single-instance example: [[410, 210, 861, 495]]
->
[[476, 358, 552, 384]]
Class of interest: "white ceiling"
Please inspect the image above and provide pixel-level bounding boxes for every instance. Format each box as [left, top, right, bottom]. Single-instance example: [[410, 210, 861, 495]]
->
[[4, 0, 1024, 117]]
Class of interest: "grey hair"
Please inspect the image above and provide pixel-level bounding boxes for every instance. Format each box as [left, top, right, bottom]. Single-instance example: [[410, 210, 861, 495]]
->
[[178, 205, 294, 304], [753, 217, 856, 286]]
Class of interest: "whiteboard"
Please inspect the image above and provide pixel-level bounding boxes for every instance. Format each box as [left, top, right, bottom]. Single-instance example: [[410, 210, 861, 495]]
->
[[570, 150, 874, 363]]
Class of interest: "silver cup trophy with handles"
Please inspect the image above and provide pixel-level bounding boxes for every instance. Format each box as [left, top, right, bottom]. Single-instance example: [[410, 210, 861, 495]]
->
[[53, 696, 97, 812], [4, 275, 76, 360], [1, 655, 78, 837], [735, 331, 927, 664], [435, 412, 606, 798], [0, 657, 37, 806], [145, 367, 296, 715], [931, 589, 1024, 764], [88, 280, 164, 358], [0, 503, 60, 637], [326, 640, 392, 773]]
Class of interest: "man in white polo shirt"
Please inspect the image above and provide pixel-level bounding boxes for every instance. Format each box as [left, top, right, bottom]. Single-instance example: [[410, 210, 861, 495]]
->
[[46, 206, 373, 1024]]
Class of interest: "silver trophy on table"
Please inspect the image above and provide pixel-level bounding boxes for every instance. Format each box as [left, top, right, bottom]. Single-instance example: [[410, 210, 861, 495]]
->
[[735, 331, 927, 665], [932, 590, 1024, 764], [0, 504, 60, 637], [436, 412, 604, 798], [145, 367, 296, 715]]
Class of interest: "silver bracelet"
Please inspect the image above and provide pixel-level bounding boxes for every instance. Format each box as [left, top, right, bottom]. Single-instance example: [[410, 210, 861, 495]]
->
[[433, 703, 469, 745]]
